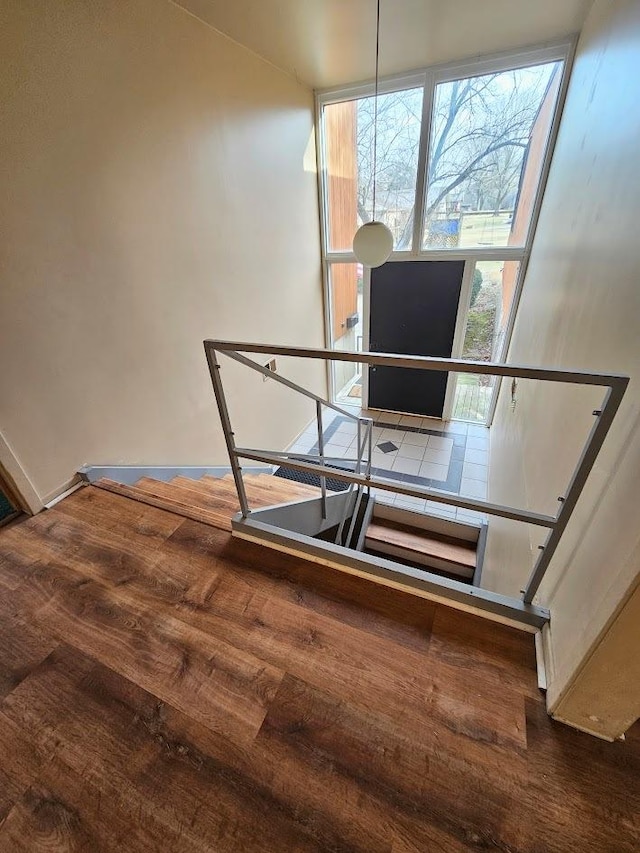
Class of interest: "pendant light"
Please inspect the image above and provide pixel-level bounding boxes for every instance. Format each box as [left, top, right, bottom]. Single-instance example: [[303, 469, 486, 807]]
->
[[353, 0, 393, 268]]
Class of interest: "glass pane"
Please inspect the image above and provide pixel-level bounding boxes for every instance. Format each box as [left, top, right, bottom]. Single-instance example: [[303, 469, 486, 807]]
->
[[423, 62, 563, 250], [324, 87, 423, 252], [328, 262, 363, 401], [453, 260, 520, 422]]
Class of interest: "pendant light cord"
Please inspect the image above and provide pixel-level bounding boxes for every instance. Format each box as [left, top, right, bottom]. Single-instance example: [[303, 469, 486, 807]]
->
[[371, 0, 380, 222]]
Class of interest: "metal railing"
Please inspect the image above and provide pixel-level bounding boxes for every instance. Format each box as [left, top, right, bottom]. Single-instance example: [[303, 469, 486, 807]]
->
[[334, 417, 373, 548], [204, 339, 628, 605]]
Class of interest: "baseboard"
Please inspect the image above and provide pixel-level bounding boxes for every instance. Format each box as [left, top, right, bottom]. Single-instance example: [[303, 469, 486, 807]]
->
[[550, 714, 615, 742], [534, 631, 548, 691], [78, 465, 273, 486], [41, 474, 82, 506], [44, 482, 85, 508]]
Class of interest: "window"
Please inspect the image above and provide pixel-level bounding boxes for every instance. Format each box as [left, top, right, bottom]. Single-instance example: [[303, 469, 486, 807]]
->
[[327, 262, 363, 400], [423, 63, 562, 250], [318, 45, 569, 422], [324, 87, 423, 252], [453, 261, 521, 422]]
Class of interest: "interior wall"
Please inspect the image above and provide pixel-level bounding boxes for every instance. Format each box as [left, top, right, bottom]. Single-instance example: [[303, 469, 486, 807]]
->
[[0, 0, 325, 503], [487, 0, 640, 735], [552, 572, 640, 740]]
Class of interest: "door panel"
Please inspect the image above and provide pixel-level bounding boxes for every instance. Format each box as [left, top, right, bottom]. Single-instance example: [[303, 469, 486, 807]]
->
[[368, 260, 465, 417]]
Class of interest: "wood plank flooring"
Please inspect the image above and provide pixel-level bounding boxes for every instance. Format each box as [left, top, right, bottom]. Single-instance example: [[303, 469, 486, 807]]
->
[[0, 478, 638, 852]]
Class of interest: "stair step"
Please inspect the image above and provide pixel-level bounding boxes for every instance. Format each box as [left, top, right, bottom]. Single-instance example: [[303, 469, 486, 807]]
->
[[209, 473, 318, 496], [170, 477, 315, 506], [197, 475, 318, 502], [137, 477, 236, 512], [253, 473, 320, 495], [94, 472, 321, 532], [365, 519, 476, 579], [95, 479, 233, 530]]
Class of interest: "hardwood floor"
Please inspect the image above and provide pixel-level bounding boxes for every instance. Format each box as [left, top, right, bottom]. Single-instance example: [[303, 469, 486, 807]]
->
[[0, 479, 637, 852]]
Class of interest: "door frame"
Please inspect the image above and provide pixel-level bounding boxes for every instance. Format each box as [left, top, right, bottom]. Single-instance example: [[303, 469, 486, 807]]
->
[[362, 259, 474, 420], [0, 430, 43, 515]]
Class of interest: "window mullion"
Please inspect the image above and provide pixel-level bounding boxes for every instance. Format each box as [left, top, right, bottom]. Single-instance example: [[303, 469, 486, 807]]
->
[[411, 71, 434, 255]]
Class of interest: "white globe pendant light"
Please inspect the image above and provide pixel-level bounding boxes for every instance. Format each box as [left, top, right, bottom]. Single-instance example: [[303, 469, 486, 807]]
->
[[353, 0, 392, 268], [353, 221, 393, 268]]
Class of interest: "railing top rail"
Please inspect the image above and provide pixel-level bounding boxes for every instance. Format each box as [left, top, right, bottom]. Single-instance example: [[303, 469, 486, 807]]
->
[[204, 340, 629, 389]]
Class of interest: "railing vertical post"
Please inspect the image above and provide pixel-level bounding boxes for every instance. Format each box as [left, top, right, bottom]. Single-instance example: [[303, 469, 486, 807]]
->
[[356, 421, 362, 476], [203, 343, 250, 518], [316, 400, 327, 519], [367, 420, 373, 492]]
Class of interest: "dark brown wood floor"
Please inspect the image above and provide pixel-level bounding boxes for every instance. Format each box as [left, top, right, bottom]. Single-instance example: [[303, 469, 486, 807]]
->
[[0, 482, 638, 852]]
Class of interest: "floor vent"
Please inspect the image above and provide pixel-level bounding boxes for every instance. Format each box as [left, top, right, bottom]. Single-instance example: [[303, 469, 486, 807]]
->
[[274, 461, 350, 492]]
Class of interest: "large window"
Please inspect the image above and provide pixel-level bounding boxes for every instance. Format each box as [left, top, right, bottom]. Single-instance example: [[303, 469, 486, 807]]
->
[[318, 45, 569, 422], [324, 87, 423, 252], [423, 63, 561, 250]]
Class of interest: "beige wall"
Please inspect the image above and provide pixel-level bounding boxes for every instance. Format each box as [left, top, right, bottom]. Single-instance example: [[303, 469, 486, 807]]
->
[[0, 0, 325, 503], [552, 574, 640, 740], [487, 0, 640, 736]]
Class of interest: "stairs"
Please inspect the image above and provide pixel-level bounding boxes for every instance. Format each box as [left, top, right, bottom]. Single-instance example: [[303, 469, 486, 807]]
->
[[94, 473, 319, 532], [364, 517, 477, 581], [93, 473, 484, 587]]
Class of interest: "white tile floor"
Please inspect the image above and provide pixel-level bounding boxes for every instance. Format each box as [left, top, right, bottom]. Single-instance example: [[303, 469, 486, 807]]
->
[[287, 405, 489, 523]]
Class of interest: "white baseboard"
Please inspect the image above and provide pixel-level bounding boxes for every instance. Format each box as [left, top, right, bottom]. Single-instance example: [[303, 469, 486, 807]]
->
[[44, 482, 85, 508]]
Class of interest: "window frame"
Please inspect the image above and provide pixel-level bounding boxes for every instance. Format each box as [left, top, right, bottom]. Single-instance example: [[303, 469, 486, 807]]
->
[[315, 39, 576, 423]]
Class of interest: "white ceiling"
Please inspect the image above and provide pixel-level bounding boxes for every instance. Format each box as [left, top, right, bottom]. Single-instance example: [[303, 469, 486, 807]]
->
[[173, 0, 592, 89]]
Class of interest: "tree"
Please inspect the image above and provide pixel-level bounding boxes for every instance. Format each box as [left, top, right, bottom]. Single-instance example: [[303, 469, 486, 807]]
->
[[356, 65, 555, 247], [356, 88, 423, 247]]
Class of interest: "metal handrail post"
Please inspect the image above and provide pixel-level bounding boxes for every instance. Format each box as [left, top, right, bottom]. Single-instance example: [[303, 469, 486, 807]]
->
[[345, 485, 364, 548], [334, 483, 355, 545], [365, 420, 373, 496], [203, 344, 250, 517], [316, 400, 327, 520], [344, 416, 371, 547]]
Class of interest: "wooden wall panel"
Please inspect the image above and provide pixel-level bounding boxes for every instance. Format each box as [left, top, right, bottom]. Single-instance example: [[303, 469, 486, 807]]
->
[[325, 102, 358, 342]]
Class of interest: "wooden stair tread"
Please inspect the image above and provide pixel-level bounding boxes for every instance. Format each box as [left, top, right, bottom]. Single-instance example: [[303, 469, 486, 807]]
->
[[94, 472, 321, 532], [95, 479, 233, 530], [193, 478, 319, 504], [203, 474, 319, 499], [134, 477, 288, 514], [365, 522, 476, 569]]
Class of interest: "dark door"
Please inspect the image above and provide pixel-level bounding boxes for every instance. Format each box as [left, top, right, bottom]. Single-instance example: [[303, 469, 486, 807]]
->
[[368, 260, 465, 418]]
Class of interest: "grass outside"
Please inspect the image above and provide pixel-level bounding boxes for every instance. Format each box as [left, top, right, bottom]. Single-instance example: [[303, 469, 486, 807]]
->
[[459, 211, 514, 248]]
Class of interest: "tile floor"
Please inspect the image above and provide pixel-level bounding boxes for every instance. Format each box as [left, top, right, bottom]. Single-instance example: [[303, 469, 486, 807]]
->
[[286, 404, 489, 523]]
